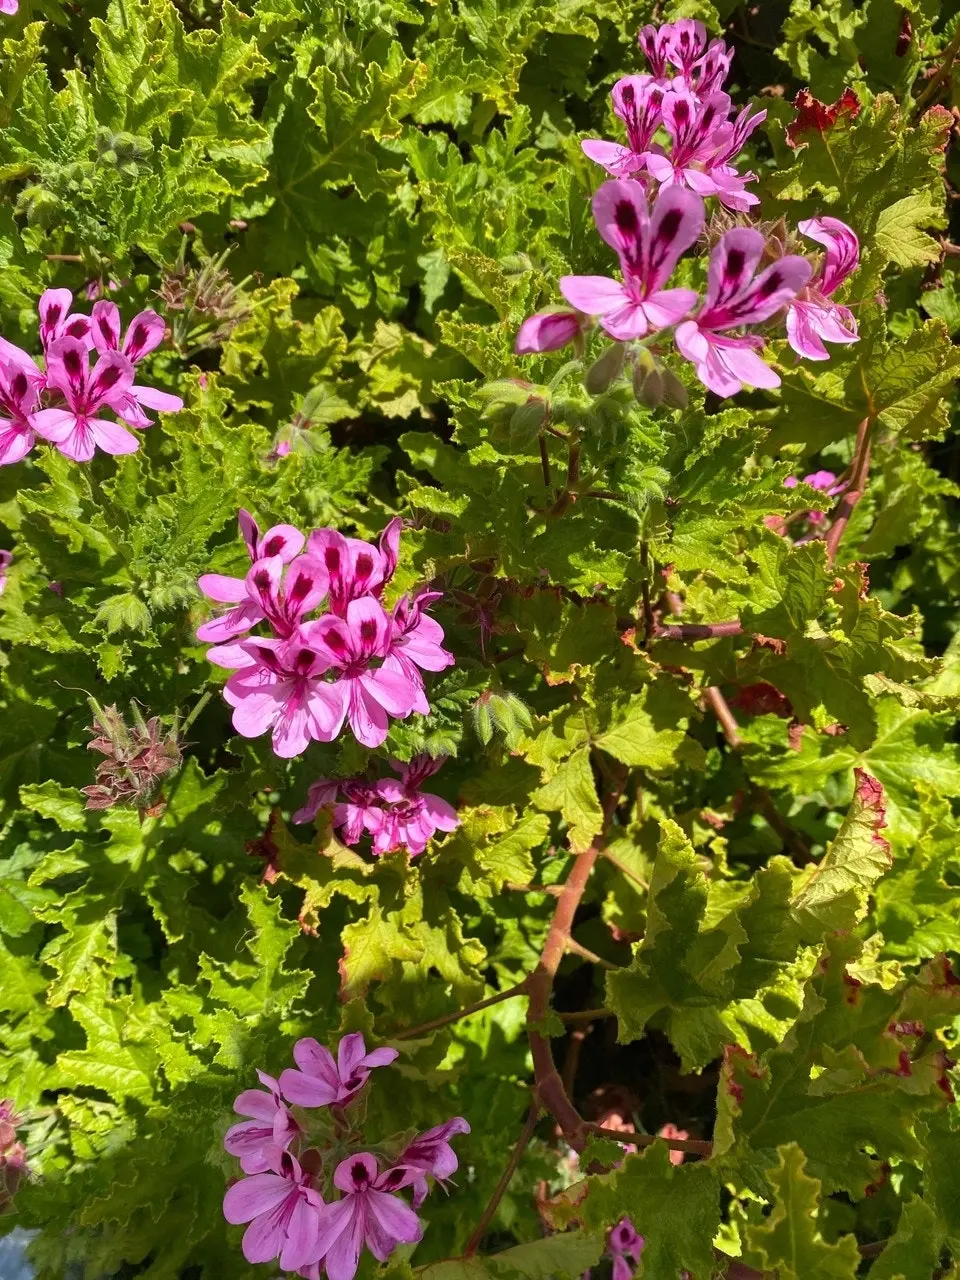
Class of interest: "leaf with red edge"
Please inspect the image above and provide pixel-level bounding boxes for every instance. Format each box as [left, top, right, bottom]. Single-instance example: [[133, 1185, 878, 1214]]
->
[[785, 87, 862, 149]]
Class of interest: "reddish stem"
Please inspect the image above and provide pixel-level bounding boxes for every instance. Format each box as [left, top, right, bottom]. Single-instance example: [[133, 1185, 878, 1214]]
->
[[653, 619, 743, 640], [392, 980, 528, 1040], [823, 416, 872, 566], [465, 1100, 540, 1255]]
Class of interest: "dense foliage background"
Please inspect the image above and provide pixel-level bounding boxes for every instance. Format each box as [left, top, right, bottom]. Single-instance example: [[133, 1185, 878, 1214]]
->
[[1, 0, 960, 1276]]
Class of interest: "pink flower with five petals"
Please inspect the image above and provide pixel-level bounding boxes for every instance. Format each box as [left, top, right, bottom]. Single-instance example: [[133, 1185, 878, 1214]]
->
[[559, 180, 704, 341], [31, 338, 141, 461], [785, 216, 860, 360], [279, 1033, 398, 1109], [675, 228, 811, 397], [222, 1150, 323, 1271]]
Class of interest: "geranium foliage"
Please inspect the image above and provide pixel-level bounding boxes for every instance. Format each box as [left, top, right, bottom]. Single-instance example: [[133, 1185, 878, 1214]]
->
[[1, 0, 960, 1277]]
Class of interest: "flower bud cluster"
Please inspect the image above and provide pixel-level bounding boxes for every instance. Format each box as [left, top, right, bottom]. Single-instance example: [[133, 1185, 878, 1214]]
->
[[197, 511, 454, 756], [222, 1033, 469, 1279], [81, 700, 183, 814]]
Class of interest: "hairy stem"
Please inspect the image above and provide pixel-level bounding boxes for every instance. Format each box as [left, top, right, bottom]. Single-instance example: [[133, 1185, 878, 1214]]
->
[[538, 434, 552, 492], [913, 23, 960, 116], [704, 685, 814, 867], [824, 416, 872, 566], [392, 980, 528, 1040], [465, 1100, 540, 1255]]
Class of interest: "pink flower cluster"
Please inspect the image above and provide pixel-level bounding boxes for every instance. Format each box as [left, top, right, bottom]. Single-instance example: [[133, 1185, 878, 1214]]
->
[[223, 1033, 470, 1279], [515, 20, 859, 399], [294, 754, 460, 857], [0, 290, 182, 463], [0, 1, 17, 13], [0, 1099, 28, 1212], [198, 512, 454, 756]]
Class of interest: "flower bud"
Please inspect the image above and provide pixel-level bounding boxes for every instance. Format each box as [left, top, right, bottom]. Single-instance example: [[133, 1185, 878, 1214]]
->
[[584, 343, 626, 395], [634, 363, 663, 408], [514, 310, 580, 355], [660, 369, 689, 409], [510, 398, 548, 447]]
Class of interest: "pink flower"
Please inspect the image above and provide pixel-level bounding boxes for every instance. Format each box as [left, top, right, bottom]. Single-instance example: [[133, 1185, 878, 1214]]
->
[[391, 1116, 471, 1207], [371, 755, 460, 856], [0, 550, 11, 597], [694, 103, 767, 211], [238, 508, 306, 565], [514, 309, 582, 354], [0, 360, 40, 465], [382, 590, 455, 715], [690, 39, 734, 96], [222, 635, 345, 758], [224, 1070, 300, 1174], [38, 289, 93, 352], [675, 228, 812, 397], [307, 1152, 423, 1280], [198, 554, 328, 646], [642, 85, 759, 210], [0, 1, 18, 13], [581, 76, 664, 177], [786, 216, 860, 360], [307, 597, 420, 749], [784, 469, 842, 525], [295, 756, 460, 858], [559, 180, 704, 341], [279, 1033, 398, 1110], [88, 300, 183, 425], [306, 518, 401, 616], [31, 339, 141, 461], [609, 1218, 645, 1280], [222, 1150, 323, 1270]]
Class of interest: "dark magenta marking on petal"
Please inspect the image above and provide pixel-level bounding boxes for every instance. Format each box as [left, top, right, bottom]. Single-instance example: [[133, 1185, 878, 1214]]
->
[[615, 200, 639, 235], [726, 249, 745, 281], [264, 535, 285, 557], [290, 574, 312, 602], [11, 373, 27, 399], [351, 1160, 370, 1186], [254, 569, 271, 590], [64, 349, 83, 377], [131, 323, 148, 350], [656, 209, 682, 247], [355, 552, 373, 580], [324, 547, 341, 573], [99, 364, 123, 388], [757, 271, 783, 298], [359, 619, 377, 643], [324, 629, 348, 651]]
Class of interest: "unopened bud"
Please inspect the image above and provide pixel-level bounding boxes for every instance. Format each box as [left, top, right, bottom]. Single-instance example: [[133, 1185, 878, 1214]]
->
[[634, 364, 664, 408], [660, 369, 689, 409], [584, 343, 626, 395], [510, 398, 548, 446]]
